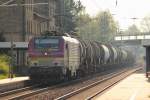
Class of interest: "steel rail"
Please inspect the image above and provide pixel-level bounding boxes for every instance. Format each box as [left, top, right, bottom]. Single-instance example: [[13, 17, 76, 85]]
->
[[0, 84, 39, 98], [55, 67, 142, 100], [6, 68, 126, 100], [3, 66, 139, 100]]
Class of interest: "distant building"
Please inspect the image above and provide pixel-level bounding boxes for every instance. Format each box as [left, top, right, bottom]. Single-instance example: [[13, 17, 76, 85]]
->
[[0, 0, 62, 42], [0, 0, 64, 69]]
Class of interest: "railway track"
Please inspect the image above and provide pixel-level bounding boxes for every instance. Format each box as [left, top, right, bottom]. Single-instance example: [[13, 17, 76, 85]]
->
[[0, 84, 42, 100], [0, 80, 30, 93], [0, 79, 84, 100], [0, 66, 141, 100], [55, 67, 142, 100]]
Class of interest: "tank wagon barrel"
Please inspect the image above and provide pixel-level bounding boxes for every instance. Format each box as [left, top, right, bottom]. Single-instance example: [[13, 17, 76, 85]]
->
[[27, 35, 135, 83]]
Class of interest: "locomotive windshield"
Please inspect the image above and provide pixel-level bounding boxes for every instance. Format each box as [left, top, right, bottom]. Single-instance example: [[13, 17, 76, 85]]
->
[[34, 38, 59, 49]]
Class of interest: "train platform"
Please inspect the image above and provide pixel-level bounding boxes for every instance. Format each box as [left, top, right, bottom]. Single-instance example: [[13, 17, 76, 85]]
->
[[93, 70, 150, 100], [0, 77, 29, 85]]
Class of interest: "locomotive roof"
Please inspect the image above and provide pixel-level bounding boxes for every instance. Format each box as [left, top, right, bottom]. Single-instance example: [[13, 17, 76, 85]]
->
[[33, 36, 79, 44], [34, 36, 61, 38], [62, 36, 79, 44]]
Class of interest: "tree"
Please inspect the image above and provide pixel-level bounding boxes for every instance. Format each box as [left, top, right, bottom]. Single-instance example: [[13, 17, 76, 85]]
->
[[76, 13, 92, 38], [125, 24, 140, 35], [76, 10, 117, 42], [97, 11, 117, 42], [62, 0, 84, 33], [140, 16, 150, 32]]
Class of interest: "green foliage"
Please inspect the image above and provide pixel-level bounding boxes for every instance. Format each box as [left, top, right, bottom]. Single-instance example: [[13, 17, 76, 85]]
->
[[62, 2, 117, 42], [97, 11, 117, 42], [0, 54, 10, 79], [77, 10, 117, 43], [63, 0, 84, 33]]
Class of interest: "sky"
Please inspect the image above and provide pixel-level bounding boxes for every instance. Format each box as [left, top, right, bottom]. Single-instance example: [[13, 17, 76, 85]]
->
[[79, 0, 150, 30]]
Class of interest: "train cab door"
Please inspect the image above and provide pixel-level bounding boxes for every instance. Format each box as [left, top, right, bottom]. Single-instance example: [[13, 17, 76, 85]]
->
[[64, 42, 71, 79]]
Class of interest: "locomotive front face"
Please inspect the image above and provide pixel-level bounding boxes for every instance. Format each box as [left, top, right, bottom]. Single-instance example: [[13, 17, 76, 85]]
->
[[28, 36, 65, 80], [28, 37, 64, 67]]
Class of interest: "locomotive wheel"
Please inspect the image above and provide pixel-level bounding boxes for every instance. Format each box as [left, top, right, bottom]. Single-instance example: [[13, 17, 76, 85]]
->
[[76, 69, 82, 78], [64, 68, 72, 81], [76, 69, 87, 78]]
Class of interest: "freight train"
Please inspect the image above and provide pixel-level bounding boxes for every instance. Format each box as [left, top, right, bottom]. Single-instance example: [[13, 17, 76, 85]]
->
[[27, 34, 134, 82]]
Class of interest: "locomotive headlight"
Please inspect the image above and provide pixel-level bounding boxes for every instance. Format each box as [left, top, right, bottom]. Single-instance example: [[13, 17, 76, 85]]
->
[[30, 61, 39, 66], [53, 61, 63, 66], [44, 52, 48, 56], [34, 62, 38, 66], [54, 62, 58, 66], [53, 61, 59, 66]]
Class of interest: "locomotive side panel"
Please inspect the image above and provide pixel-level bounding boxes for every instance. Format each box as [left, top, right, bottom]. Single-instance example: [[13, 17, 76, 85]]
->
[[63, 37, 80, 77]]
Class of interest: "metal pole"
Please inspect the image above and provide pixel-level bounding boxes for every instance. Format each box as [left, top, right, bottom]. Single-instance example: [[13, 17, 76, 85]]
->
[[62, 0, 65, 33], [48, 1, 50, 31], [10, 32, 14, 78], [22, 0, 25, 41]]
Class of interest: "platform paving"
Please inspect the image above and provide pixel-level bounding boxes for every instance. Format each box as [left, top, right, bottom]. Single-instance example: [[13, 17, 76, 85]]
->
[[93, 70, 150, 100], [0, 77, 29, 85]]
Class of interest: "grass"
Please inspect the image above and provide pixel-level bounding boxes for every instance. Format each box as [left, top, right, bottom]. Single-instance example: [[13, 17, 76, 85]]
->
[[0, 74, 8, 79], [0, 54, 10, 79]]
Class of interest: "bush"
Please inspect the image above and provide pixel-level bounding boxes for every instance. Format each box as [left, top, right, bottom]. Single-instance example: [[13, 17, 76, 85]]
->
[[0, 54, 10, 79]]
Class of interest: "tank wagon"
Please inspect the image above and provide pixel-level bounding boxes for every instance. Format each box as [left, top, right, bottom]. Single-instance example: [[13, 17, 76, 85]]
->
[[28, 35, 134, 82]]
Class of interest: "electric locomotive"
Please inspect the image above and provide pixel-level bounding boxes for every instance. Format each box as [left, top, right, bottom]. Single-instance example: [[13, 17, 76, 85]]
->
[[28, 35, 134, 82], [28, 35, 80, 81]]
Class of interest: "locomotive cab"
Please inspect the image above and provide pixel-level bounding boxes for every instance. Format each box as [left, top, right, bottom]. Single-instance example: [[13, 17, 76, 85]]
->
[[28, 36, 80, 81], [28, 36, 65, 80]]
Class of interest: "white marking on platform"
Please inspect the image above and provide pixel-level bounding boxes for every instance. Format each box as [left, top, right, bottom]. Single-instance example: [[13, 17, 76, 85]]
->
[[129, 89, 140, 100]]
